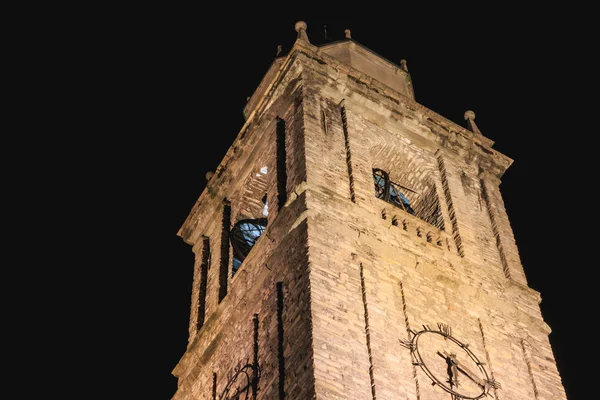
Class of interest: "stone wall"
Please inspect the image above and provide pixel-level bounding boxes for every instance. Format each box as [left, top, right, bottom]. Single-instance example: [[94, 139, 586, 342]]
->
[[173, 59, 317, 399], [298, 47, 567, 400], [173, 38, 567, 400]]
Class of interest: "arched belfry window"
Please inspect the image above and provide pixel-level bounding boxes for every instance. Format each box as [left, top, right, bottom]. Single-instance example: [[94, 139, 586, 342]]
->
[[230, 218, 267, 276], [373, 168, 415, 215]]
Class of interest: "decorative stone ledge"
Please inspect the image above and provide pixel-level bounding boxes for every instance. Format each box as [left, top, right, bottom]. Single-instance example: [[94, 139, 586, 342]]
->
[[378, 200, 454, 254]]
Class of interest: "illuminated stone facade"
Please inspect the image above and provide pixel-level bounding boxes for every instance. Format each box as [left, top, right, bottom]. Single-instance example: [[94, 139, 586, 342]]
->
[[172, 21, 567, 400]]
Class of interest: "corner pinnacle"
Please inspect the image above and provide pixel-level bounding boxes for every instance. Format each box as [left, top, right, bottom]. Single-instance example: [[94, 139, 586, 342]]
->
[[295, 21, 310, 43], [464, 110, 483, 136], [400, 59, 408, 72]]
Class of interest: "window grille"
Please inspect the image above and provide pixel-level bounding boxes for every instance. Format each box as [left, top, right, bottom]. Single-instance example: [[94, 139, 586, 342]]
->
[[230, 218, 267, 276], [373, 168, 415, 215], [373, 168, 444, 230]]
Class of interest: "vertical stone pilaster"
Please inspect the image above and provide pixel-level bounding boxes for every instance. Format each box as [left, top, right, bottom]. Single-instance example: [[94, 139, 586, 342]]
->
[[276, 118, 288, 210], [188, 247, 202, 342], [359, 263, 377, 400], [218, 199, 231, 302], [190, 236, 210, 342], [437, 154, 465, 257], [481, 175, 527, 285], [340, 100, 357, 203]]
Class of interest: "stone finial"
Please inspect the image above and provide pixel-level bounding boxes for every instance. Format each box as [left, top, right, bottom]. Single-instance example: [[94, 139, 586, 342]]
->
[[294, 21, 310, 43], [400, 59, 408, 72], [464, 110, 483, 135], [345, 29, 352, 39], [294, 21, 307, 31], [205, 171, 214, 181], [276, 45, 282, 57]]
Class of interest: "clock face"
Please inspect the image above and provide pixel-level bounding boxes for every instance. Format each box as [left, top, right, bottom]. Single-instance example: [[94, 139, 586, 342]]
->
[[219, 363, 259, 400], [412, 329, 492, 399]]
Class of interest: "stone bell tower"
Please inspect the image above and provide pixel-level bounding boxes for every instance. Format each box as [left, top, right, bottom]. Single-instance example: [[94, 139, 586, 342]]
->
[[172, 21, 568, 400]]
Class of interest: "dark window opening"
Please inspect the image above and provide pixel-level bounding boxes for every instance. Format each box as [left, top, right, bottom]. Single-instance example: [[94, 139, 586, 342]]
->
[[230, 218, 267, 276], [261, 193, 268, 216], [373, 168, 415, 215], [218, 200, 232, 302], [197, 237, 210, 330], [276, 117, 288, 210]]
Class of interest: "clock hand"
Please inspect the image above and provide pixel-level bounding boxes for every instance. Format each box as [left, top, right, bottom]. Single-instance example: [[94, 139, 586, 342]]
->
[[441, 350, 485, 387], [437, 351, 459, 388]]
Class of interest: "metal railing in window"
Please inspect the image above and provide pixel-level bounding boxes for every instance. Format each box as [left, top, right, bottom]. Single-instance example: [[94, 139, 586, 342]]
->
[[373, 168, 416, 215], [372, 168, 445, 231], [230, 218, 267, 276]]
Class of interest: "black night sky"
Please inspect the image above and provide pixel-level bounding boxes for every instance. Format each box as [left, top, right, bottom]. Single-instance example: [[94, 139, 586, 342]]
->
[[88, 14, 588, 400]]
